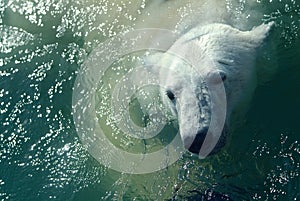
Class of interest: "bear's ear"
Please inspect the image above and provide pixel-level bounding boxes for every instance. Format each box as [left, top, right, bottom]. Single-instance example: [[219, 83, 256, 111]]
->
[[143, 52, 165, 75], [245, 21, 274, 47]]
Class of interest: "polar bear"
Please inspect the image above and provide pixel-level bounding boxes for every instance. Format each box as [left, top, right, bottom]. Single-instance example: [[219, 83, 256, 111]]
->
[[76, 0, 274, 158], [73, 0, 273, 158], [61, 0, 273, 158], [144, 22, 274, 157]]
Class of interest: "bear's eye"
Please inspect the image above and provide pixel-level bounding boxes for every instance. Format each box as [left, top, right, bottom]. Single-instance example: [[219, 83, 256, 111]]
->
[[220, 71, 227, 81], [166, 90, 175, 101]]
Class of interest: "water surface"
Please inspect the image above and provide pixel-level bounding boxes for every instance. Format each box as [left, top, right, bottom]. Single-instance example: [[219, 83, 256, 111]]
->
[[0, 0, 300, 200]]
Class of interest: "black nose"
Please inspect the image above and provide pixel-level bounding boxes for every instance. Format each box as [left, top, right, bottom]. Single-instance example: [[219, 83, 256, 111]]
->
[[188, 128, 208, 154]]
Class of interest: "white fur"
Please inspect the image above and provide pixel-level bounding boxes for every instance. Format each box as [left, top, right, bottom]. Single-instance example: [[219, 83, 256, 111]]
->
[[78, 0, 274, 154], [145, 22, 274, 153]]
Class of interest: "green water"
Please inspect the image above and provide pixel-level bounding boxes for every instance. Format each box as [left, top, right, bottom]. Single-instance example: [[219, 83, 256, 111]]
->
[[0, 0, 300, 200]]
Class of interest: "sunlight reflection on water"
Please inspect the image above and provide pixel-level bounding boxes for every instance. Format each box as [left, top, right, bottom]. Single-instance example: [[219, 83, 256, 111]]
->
[[0, 0, 299, 200]]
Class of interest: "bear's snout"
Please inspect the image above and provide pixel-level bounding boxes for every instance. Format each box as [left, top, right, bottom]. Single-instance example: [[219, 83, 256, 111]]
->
[[187, 127, 208, 154]]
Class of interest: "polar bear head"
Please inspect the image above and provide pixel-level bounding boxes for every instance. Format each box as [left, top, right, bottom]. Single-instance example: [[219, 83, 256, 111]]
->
[[145, 22, 273, 157]]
